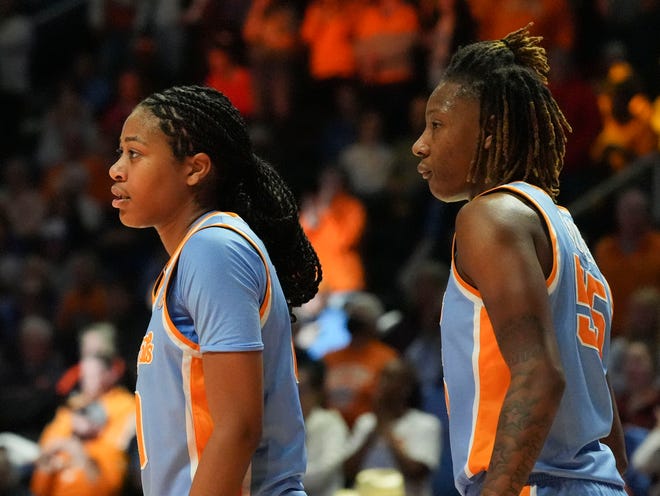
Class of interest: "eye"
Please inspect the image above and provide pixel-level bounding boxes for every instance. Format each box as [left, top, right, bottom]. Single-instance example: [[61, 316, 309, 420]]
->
[[116, 148, 140, 159], [431, 121, 441, 130]]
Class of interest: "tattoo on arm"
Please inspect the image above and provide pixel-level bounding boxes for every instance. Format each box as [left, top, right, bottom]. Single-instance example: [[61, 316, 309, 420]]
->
[[482, 315, 563, 496]]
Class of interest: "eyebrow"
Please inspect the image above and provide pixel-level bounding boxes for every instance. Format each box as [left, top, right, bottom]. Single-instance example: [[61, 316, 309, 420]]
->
[[120, 135, 147, 145]]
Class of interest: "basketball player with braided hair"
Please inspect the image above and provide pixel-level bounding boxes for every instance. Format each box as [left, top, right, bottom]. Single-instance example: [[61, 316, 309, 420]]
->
[[413, 26, 628, 496], [109, 85, 321, 495]]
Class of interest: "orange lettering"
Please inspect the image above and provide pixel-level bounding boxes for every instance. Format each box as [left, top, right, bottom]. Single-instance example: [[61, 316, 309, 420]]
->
[[574, 254, 607, 357], [138, 331, 154, 365]]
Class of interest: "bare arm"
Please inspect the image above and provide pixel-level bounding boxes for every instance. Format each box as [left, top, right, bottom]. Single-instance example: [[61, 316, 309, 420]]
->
[[455, 195, 565, 496], [190, 351, 263, 496]]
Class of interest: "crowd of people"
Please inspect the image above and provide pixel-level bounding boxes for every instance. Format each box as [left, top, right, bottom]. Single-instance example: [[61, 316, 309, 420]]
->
[[0, 0, 659, 495]]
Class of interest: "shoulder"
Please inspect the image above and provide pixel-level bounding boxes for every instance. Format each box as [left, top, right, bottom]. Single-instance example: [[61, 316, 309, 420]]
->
[[186, 222, 253, 249], [176, 225, 267, 293], [181, 225, 264, 269], [455, 190, 554, 283], [456, 191, 542, 245]]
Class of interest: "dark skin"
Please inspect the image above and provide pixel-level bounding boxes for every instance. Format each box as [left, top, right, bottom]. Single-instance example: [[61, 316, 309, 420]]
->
[[455, 193, 565, 495], [413, 80, 627, 495], [459, 190, 627, 495], [111, 108, 264, 496]]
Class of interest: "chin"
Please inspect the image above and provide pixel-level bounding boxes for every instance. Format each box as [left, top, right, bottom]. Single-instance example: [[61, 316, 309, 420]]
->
[[430, 185, 468, 203], [117, 212, 133, 227], [118, 212, 145, 229]]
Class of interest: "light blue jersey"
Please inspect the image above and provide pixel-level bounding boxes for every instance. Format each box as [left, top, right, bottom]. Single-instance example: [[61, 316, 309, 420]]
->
[[440, 182, 625, 495], [135, 211, 307, 496]]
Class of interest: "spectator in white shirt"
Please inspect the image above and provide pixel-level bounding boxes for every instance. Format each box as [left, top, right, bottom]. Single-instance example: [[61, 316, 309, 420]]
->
[[296, 349, 349, 496], [343, 357, 441, 496]]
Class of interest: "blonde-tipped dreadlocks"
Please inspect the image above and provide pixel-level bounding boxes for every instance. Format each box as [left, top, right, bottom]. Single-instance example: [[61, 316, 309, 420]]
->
[[443, 24, 571, 200]]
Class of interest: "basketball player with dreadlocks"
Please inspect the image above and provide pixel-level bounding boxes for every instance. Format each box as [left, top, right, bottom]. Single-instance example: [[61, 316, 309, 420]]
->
[[109, 85, 321, 495], [412, 25, 628, 496]]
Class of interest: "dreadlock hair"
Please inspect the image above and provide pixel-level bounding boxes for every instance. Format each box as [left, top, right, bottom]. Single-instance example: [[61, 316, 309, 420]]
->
[[443, 24, 571, 200], [137, 85, 322, 309]]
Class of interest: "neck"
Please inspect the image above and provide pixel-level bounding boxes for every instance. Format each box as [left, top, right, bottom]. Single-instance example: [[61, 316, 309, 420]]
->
[[157, 205, 210, 256]]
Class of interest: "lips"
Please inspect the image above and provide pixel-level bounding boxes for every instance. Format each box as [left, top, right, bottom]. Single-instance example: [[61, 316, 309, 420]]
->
[[111, 185, 130, 207], [417, 163, 431, 180]]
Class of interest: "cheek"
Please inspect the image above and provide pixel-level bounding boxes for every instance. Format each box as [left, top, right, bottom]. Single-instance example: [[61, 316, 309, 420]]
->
[[430, 146, 468, 181], [427, 149, 473, 201], [448, 133, 476, 162]]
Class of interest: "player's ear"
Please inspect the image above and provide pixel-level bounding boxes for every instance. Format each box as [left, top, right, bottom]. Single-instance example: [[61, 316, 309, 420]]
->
[[186, 153, 212, 186]]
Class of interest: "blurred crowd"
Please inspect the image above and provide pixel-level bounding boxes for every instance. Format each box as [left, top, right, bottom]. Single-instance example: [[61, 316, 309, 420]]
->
[[0, 0, 659, 495]]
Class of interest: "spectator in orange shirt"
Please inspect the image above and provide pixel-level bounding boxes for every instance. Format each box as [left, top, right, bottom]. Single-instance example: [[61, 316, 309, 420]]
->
[[300, 165, 367, 294], [242, 0, 301, 123], [591, 61, 659, 173], [203, 32, 255, 119], [594, 187, 660, 338], [467, 0, 575, 52], [30, 351, 135, 496], [323, 291, 399, 427], [353, 0, 421, 137], [353, 0, 420, 85], [300, 0, 359, 86]]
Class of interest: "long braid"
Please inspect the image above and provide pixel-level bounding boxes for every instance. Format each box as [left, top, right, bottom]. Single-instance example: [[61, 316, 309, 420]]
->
[[139, 86, 322, 309], [444, 24, 571, 200]]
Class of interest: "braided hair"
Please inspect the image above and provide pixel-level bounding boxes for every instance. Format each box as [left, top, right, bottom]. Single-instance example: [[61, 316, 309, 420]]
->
[[443, 24, 571, 200], [137, 85, 322, 309]]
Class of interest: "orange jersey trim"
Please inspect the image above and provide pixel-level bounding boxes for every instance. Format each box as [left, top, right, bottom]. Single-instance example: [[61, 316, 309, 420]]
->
[[466, 306, 511, 477], [135, 392, 148, 469]]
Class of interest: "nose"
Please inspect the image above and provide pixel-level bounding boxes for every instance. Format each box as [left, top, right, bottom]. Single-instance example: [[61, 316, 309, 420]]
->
[[109, 158, 125, 181], [412, 136, 429, 158]]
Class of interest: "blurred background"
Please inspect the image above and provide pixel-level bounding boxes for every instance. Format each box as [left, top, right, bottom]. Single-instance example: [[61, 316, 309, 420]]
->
[[0, 1, 658, 495]]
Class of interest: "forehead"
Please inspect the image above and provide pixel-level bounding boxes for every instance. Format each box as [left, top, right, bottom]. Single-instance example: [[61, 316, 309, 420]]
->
[[427, 81, 479, 116], [120, 107, 160, 139]]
